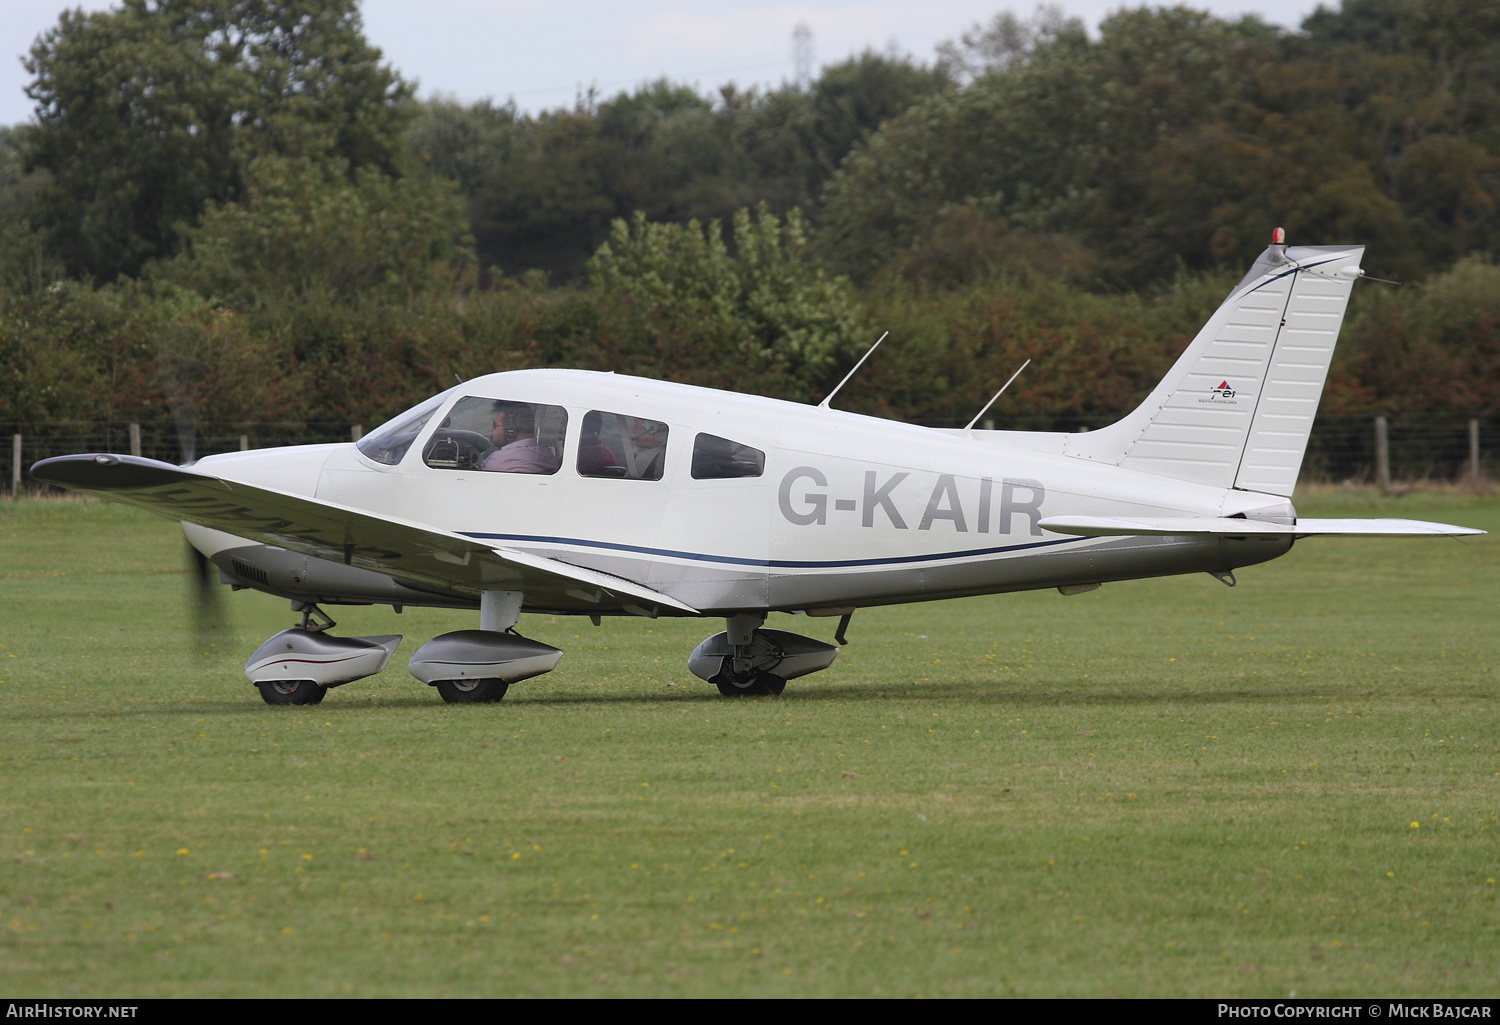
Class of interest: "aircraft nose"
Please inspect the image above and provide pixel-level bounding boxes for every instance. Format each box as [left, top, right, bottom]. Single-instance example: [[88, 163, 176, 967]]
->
[[193, 443, 338, 498]]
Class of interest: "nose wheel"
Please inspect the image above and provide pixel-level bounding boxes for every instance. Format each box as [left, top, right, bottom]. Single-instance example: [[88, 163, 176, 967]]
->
[[255, 680, 326, 705]]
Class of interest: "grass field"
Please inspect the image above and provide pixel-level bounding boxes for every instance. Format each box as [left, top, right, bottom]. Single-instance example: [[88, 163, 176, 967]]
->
[[2, 490, 1497, 998]]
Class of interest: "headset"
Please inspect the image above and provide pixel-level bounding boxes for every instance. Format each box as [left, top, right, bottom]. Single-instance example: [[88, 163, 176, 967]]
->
[[492, 401, 536, 444]]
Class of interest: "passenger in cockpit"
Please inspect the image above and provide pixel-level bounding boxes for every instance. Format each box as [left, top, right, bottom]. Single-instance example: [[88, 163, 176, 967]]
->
[[625, 418, 668, 480], [576, 424, 617, 475]]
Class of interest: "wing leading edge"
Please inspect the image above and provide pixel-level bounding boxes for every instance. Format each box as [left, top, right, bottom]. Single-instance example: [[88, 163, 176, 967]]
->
[[30, 454, 698, 615], [1039, 515, 1484, 538]]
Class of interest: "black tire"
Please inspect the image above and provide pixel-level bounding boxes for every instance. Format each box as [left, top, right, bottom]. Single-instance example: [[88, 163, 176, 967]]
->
[[714, 671, 785, 697], [255, 680, 326, 705], [434, 678, 509, 703]]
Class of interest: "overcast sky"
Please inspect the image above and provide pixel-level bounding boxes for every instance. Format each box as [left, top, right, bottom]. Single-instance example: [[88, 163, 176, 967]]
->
[[3, 1, 1329, 127]]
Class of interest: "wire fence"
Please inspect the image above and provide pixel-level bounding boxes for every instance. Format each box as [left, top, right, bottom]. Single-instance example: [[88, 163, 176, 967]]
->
[[4, 421, 363, 493], [1299, 415, 1495, 486], [3, 414, 1494, 494]]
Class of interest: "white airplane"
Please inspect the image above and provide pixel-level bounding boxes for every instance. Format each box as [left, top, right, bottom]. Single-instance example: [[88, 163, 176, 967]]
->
[[33, 233, 1483, 705]]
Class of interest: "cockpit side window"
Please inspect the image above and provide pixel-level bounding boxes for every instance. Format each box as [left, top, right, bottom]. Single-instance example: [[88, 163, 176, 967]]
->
[[356, 392, 449, 466], [691, 433, 765, 479], [577, 410, 669, 480], [424, 396, 567, 474]]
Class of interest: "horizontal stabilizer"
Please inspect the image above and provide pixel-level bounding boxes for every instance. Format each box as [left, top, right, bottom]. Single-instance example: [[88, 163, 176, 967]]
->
[[30, 454, 698, 614], [1038, 515, 1485, 538]]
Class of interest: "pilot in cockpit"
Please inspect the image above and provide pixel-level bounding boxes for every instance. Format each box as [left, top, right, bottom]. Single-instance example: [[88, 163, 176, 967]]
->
[[483, 401, 560, 474]]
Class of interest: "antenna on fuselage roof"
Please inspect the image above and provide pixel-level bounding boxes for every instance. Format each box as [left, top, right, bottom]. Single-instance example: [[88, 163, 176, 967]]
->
[[818, 331, 889, 410], [964, 358, 1031, 430]]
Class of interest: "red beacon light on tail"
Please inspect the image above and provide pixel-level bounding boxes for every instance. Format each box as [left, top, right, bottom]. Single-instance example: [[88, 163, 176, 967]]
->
[[1268, 225, 1288, 263]]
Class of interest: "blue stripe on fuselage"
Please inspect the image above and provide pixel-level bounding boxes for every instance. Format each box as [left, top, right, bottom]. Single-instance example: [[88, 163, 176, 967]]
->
[[458, 532, 1085, 569]]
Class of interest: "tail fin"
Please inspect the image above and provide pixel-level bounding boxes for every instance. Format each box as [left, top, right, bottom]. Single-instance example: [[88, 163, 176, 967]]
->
[[1068, 238, 1365, 496]]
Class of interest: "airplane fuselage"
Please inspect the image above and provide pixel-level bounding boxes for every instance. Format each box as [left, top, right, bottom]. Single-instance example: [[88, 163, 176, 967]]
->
[[190, 369, 1294, 616]]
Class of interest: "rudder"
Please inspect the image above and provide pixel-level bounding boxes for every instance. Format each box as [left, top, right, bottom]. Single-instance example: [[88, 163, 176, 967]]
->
[[1067, 236, 1365, 497]]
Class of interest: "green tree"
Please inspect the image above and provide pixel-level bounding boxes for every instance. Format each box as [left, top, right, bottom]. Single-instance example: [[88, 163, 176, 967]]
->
[[0, 281, 162, 422], [0, 125, 62, 296], [1329, 255, 1500, 414], [584, 206, 870, 400], [408, 97, 524, 200], [821, 2, 1498, 288], [935, 3, 1086, 81], [156, 155, 473, 308], [823, 7, 1304, 285], [426, 55, 948, 282], [23, 0, 412, 281]]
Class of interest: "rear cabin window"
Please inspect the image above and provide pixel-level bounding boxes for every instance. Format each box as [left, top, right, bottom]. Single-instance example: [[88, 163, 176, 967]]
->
[[423, 396, 567, 475], [691, 433, 765, 479], [577, 410, 669, 480]]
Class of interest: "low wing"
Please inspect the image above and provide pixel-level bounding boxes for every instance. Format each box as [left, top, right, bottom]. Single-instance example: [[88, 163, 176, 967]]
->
[[1039, 515, 1485, 538], [32, 454, 698, 614]]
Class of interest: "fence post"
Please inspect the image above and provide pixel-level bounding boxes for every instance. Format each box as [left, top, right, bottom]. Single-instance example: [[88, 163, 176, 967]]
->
[[239, 435, 249, 452], [1471, 418, 1481, 485], [11, 434, 20, 498], [128, 422, 141, 458], [350, 424, 363, 442], [1374, 416, 1391, 491]]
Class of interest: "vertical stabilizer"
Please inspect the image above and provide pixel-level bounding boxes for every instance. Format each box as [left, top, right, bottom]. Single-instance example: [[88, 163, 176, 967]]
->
[[1066, 238, 1364, 497]]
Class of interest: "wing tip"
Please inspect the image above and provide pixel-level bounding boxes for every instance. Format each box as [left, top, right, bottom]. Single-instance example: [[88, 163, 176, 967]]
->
[[31, 453, 193, 492]]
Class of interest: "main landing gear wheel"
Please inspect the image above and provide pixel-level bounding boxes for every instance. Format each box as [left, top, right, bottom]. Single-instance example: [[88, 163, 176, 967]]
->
[[690, 617, 835, 697], [713, 670, 786, 697], [434, 678, 510, 704], [255, 680, 326, 706]]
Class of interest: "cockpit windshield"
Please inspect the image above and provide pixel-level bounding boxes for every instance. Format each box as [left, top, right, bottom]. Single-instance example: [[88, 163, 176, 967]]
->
[[355, 388, 458, 466]]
